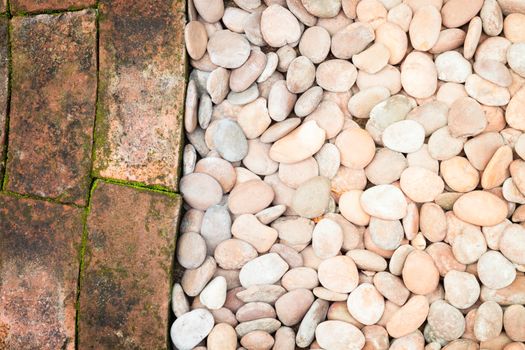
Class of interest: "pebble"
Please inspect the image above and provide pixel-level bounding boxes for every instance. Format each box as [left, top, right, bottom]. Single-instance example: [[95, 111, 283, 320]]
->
[[235, 318, 282, 337], [315, 321, 366, 350], [268, 80, 297, 122], [373, 272, 410, 306], [318, 256, 359, 293], [236, 302, 276, 322], [207, 67, 231, 104], [409, 5, 441, 51], [477, 250, 516, 290], [386, 295, 429, 338], [260, 5, 301, 47], [400, 166, 445, 203], [353, 43, 391, 74], [270, 243, 304, 268], [347, 283, 385, 325], [275, 289, 315, 326], [401, 52, 437, 99], [193, 0, 224, 23], [453, 191, 508, 226], [177, 232, 207, 269], [185, 21, 208, 61], [481, 0, 503, 36], [402, 250, 440, 295], [299, 26, 331, 64], [207, 30, 251, 69], [274, 326, 296, 350], [305, 101, 344, 139], [441, 0, 483, 28], [507, 43, 525, 77], [295, 86, 324, 117], [474, 301, 503, 341], [231, 214, 278, 253], [427, 300, 465, 341], [365, 148, 407, 185], [270, 120, 325, 163], [213, 119, 248, 162], [239, 253, 289, 287], [368, 217, 404, 250], [316, 60, 358, 92], [339, 190, 371, 226], [171, 309, 215, 349], [207, 323, 237, 350], [444, 270, 480, 309], [336, 127, 376, 169], [465, 74, 511, 107], [361, 184, 408, 220], [236, 284, 286, 304], [243, 139, 278, 176], [435, 51, 472, 83], [172, 283, 190, 317], [180, 173, 223, 211], [291, 176, 331, 218], [214, 239, 258, 270], [241, 331, 274, 350], [382, 120, 425, 153], [296, 299, 330, 348], [499, 224, 525, 265], [287, 56, 316, 94], [200, 276, 227, 310], [315, 143, 341, 179], [503, 305, 525, 342], [312, 218, 343, 259], [302, 0, 342, 18], [347, 249, 388, 272], [272, 216, 314, 247], [281, 267, 319, 291]]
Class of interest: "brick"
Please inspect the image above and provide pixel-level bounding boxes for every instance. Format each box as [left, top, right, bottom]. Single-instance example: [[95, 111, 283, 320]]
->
[[0, 195, 83, 349], [0, 0, 6, 13], [6, 10, 97, 205], [10, 0, 95, 14], [78, 181, 181, 349], [0, 18, 7, 179], [93, 0, 185, 191]]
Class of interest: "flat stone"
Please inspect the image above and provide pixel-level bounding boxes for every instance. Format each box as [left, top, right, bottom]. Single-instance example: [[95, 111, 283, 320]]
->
[[386, 295, 429, 338], [230, 50, 267, 93], [171, 309, 215, 350], [93, 0, 185, 191], [269, 120, 326, 164], [78, 181, 181, 348], [268, 80, 297, 122], [208, 323, 237, 350], [336, 127, 376, 169], [441, 0, 483, 28], [0, 195, 83, 349], [316, 320, 365, 350], [401, 51, 437, 98], [444, 270, 480, 309], [7, 11, 96, 205], [275, 289, 315, 326], [193, 0, 224, 22], [195, 157, 237, 193], [236, 302, 276, 323], [240, 331, 274, 349], [318, 256, 359, 294], [235, 318, 282, 337], [402, 250, 440, 295], [453, 190, 508, 226], [201, 276, 228, 310], [291, 176, 331, 219], [316, 59, 357, 92], [302, 0, 342, 17], [427, 300, 465, 341], [0, 19, 6, 180], [228, 180, 274, 215], [278, 157, 319, 189], [208, 30, 251, 69], [500, 224, 525, 265], [503, 305, 525, 342], [177, 232, 207, 269], [409, 5, 441, 51], [361, 184, 407, 220], [231, 214, 278, 253], [331, 22, 375, 60], [477, 250, 516, 290], [236, 285, 287, 304], [299, 26, 331, 64], [474, 301, 503, 341], [180, 173, 223, 210], [347, 283, 385, 326], [382, 120, 425, 153], [296, 299, 330, 348], [261, 5, 301, 48], [239, 253, 289, 288]]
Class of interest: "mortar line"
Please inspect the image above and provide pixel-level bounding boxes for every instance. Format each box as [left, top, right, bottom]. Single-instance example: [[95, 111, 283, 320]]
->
[[10, 5, 97, 17], [1, 3, 12, 190]]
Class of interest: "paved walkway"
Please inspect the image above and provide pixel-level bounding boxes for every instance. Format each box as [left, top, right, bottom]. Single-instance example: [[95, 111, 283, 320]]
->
[[0, 1, 185, 349]]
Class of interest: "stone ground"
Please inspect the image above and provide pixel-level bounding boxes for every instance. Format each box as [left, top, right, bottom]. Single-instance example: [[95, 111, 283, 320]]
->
[[0, 1, 185, 349]]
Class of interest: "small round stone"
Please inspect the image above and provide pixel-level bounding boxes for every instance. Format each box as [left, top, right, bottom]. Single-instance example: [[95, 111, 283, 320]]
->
[[291, 176, 331, 219], [261, 5, 301, 48], [361, 184, 408, 220], [286, 56, 316, 94], [316, 59, 358, 92], [201, 276, 227, 310], [474, 301, 503, 341], [441, 0, 483, 28], [185, 21, 208, 61], [312, 218, 343, 259], [453, 191, 508, 226], [228, 179, 274, 215], [386, 295, 429, 338], [302, 0, 342, 18], [440, 156, 480, 192], [239, 253, 289, 288], [207, 323, 237, 350], [500, 224, 525, 265], [213, 119, 248, 162], [269, 120, 326, 164], [177, 232, 207, 269], [400, 166, 445, 203], [347, 283, 385, 326], [318, 256, 359, 294], [365, 148, 407, 185], [299, 26, 331, 64], [477, 250, 516, 290], [448, 97, 486, 137], [241, 331, 274, 350], [336, 127, 376, 169], [401, 51, 437, 98], [171, 309, 215, 350], [214, 239, 258, 270], [435, 51, 472, 83], [444, 270, 480, 309], [504, 305, 525, 342], [275, 289, 315, 326], [368, 217, 404, 251], [427, 300, 465, 341], [315, 321, 365, 350], [409, 5, 441, 51], [208, 30, 251, 69], [180, 173, 223, 210], [402, 250, 440, 295], [382, 120, 425, 153]]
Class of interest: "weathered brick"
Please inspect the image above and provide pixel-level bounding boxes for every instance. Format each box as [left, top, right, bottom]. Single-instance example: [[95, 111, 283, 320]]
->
[[6, 10, 97, 205], [0, 18, 7, 179], [93, 0, 186, 191], [0, 195, 83, 349], [0, 0, 6, 13], [78, 181, 181, 349], [10, 0, 95, 14]]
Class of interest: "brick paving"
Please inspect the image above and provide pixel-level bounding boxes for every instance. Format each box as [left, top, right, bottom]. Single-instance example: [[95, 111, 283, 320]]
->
[[0, 1, 184, 349]]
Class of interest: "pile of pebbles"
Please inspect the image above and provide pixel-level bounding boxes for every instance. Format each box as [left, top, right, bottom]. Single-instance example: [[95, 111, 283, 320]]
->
[[172, 0, 525, 349]]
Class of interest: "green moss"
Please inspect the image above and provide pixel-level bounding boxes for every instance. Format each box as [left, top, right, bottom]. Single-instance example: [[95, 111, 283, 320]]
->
[[95, 176, 180, 198], [11, 4, 98, 17]]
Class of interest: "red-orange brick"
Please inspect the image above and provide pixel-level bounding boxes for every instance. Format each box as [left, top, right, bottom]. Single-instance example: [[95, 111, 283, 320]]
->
[[10, 0, 95, 14], [6, 10, 97, 205], [93, 0, 186, 191], [0, 195, 83, 349], [78, 181, 181, 349]]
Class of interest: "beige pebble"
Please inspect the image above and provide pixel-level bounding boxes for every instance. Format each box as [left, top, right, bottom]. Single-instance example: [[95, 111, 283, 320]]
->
[[299, 26, 331, 64], [453, 190, 508, 226], [182, 257, 217, 297], [430, 29, 466, 54], [331, 166, 368, 199], [348, 86, 391, 119], [185, 21, 208, 61], [368, 217, 404, 250], [270, 243, 303, 268], [331, 22, 376, 60], [474, 301, 503, 341], [375, 22, 408, 65], [347, 249, 387, 272], [207, 67, 231, 105], [361, 184, 408, 220], [281, 267, 319, 291], [452, 226, 487, 264], [295, 86, 324, 118], [302, 0, 342, 17], [316, 59, 358, 92], [243, 139, 278, 176], [171, 309, 215, 350], [195, 157, 237, 193], [239, 253, 289, 288], [275, 289, 314, 326], [444, 270, 480, 309], [441, 0, 483, 28], [208, 30, 251, 69], [427, 300, 466, 341], [428, 126, 466, 161], [201, 276, 227, 310], [464, 17, 483, 60], [228, 180, 274, 215], [193, 0, 224, 22], [464, 132, 505, 170], [292, 176, 331, 219], [268, 80, 297, 122], [315, 320, 366, 350], [365, 148, 407, 185], [409, 5, 441, 51], [336, 127, 376, 169], [339, 190, 371, 226], [420, 203, 447, 242], [241, 330, 274, 350], [435, 51, 472, 83], [506, 87, 525, 131], [278, 157, 318, 189], [373, 271, 410, 306], [388, 3, 413, 31], [230, 50, 267, 93], [180, 173, 223, 211], [500, 224, 525, 265], [305, 101, 345, 139], [260, 5, 301, 48], [235, 318, 281, 337], [400, 166, 445, 203], [474, 60, 512, 88], [480, 0, 503, 36], [407, 144, 439, 173], [401, 53, 437, 99], [352, 43, 391, 74], [504, 13, 525, 43], [476, 36, 511, 63], [504, 305, 525, 342], [286, 56, 316, 94], [347, 283, 385, 326], [318, 255, 359, 293], [508, 43, 525, 78], [312, 218, 343, 259], [406, 101, 449, 136], [313, 287, 349, 302], [402, 250, 440, 295], [214, 239, 258, 270], [356, 0, 387, 26], [208, 323, 237, 350], [357, 64, 403, 94], [477, 250, 516, 290], [315, 143, 341, 179], [465, 74, 511, 107], [236, 284, 286, 304], [260, 118, 301, 144], [481, 145, 513, 189], [274, 326, 296, 350], [448, 97, 486, 137], [177, 232, 207, 269], [386, 295, 429, 338], [272, 216, 314, 248], [231, 214, 278, 253], [383, 120, 425, 153], [269, 120, 325, 164]]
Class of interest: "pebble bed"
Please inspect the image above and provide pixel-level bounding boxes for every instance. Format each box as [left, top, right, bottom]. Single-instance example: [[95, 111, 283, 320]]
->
[[172, 0, 525, 349]]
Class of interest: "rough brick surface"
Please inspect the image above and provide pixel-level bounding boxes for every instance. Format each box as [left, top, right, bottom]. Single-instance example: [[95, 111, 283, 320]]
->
[[0, 18, 7, 180], [93, 0, 185, 191], [0, 0, 6, 13], [0, 195, 83, 350], [10, 0, 95, 14], [78, 181, 181, 349], [6, 10, 97, 205]]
